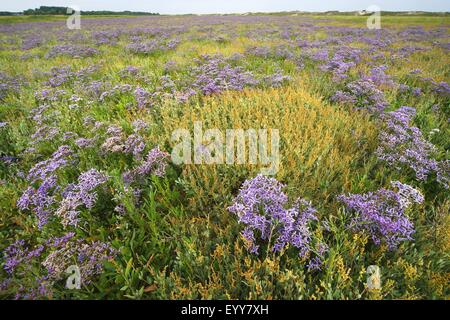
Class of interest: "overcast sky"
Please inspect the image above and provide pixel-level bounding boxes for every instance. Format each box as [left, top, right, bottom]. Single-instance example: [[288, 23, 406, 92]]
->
[[2, 0, 450, 14]]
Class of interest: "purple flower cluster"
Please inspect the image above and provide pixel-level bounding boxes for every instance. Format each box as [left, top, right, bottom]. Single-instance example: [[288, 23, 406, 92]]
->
[[245, 46, 271, 58], [333, 78, 388, 114], [134, 87, 155, 109], [376, 106, 447, 187], [75, 137, 96, 149], [17, 175, 58, 228], [17, 147, 109, 228], [43, 235, 116, 284], [431, 81, 450, 98], [119, 65, 140, 78], [101, 124, 146, 158], [191, 55, 259, 95], [2, 233, 115, 299], [34, 88, 67, 103], [365, 65, 396, 88], [228, 175, 326, 269], [17, 146, 74, 227], [56, 169, 108, 227], [262, 70, 291, 87], [126, 38, 179, 55], [26, 145, 73, 183], [131, 119, 148, 132], [123, 146, 170, 185], [44, 65, 96, 88], [319, 46, 361, 81], [92, 30, 120, 46], [99, 84, 133, 101], [45, 45, 99, 59], [338, 181, 424, 249], [45, 66, 74, 87], [21, 36, 43, 50], [0, 72, 22, 101], [124, 134, 146, 159], [101, 125, 126, 153]]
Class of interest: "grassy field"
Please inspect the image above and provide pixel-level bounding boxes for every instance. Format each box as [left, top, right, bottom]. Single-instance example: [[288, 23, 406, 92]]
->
[[0, 14, 449, 299]]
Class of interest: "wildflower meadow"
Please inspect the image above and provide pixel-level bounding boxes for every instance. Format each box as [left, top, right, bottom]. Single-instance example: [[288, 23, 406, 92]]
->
[[0, 11, 449, 301]]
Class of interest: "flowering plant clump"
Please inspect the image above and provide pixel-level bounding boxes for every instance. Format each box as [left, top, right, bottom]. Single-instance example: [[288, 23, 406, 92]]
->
[[56, 169, 108, 227], [98, 123, 147, 159], [338, 181, 424, 250], [319, 46, 362, 81], [376, 106, 448, 188], [332, 78, 388, 114], [17, 145, 74, 228], [45, 44, 99, 59], [126, 38, 180, 55], [0, 71, 23, 101], [123, 146, 170, 185], [190, 54, 259, 95], [21, 35, 43, 50], [2, 233, 116, 299], [228, 175, 327, 270], [365, 65, 396, 88]]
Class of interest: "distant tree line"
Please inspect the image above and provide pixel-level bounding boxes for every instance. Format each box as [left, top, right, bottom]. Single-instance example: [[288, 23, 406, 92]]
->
[[21, 6, 159, 16], [0, 11, 21, 16]]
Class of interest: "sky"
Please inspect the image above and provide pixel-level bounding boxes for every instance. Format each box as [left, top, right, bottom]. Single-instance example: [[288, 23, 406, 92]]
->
[[2, 0, 450, 14]]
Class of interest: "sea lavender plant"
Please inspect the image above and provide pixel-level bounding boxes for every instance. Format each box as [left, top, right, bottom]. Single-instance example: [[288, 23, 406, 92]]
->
[[134, 87, 155, 109], [228, 175, 326, 269], [43, 235, 116, 284], [2, 233, 116, 299], [333, 78, 388, 114], [376, 106, 447, 187], [123, 134, 146, 159], [101, 125, 125, 153], [45, 45, 99, 59], [338, 181, 424, 250], [45, 66, 74, 87], [319, 46, 361, 81], [191, 55, 259, 95], [262, 70, 291, 87], [17, 175, 58, 228], [0, 72, 23, 101], [56, 169, 108, 227], [122, 146, 170, 185], [365, 65, 396, 88], [26, 145, 73, 183]]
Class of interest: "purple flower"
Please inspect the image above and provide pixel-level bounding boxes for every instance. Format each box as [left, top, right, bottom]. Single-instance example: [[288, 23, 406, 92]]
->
[[3, 233, 116, 299], [376, 106, 447, 187], [338, 79, 388, 114], [45, 44, 98, 59], [262, 70, 291, 87], [134, 87, 154, 109], [123, 146, 170, 185], [131, 119, 148, 132], [364, 65, 395, 88], [228, 175, 326, 268], [338, 181, 423, 250], [191, 54, 259, 95], [124, 134, 146, 159], [0, 72, 23, 101], [56, 169, 108, 227], [75, 137, 95, 148], [26, 145, 73, 183]]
